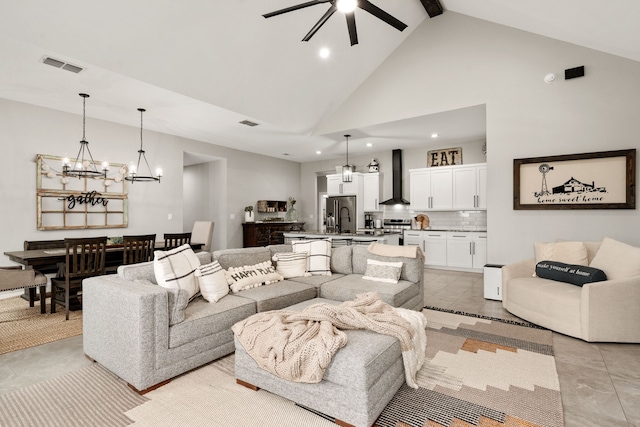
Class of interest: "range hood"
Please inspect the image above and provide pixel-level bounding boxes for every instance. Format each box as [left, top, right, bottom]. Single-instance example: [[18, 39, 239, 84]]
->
[[380, 149, 410, 205]]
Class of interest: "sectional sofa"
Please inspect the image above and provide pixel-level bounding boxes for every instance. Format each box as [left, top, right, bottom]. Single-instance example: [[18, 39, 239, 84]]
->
[[82, 243, 424, 392]]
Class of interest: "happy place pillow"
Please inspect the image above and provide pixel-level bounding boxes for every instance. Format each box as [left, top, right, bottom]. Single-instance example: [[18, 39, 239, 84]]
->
[[154, 244, 201, 300], [197, 261, 229, 303], [292, 239, 332, 276], [535, 261, 607, 287], [362, 259, 403, 284], [272, 252, 310, 279], [589, 237, 640, 280], [225, 261, 283, 293]]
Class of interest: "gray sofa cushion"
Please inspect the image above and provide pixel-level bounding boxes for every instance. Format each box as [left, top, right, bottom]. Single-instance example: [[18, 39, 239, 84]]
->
[[320, 274, 419, 308], [331, 246, 353, 274], [213, 247, 271, 270], [287, 273, 345, 289], [268, 244, 293, 256], [236, 281, 317, 312], [169, 294, 256, 349], [351, 246, 421, 283]]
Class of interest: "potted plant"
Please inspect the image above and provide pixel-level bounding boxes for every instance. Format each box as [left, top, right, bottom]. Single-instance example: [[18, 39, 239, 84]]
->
[[244, 205, 254, 222]]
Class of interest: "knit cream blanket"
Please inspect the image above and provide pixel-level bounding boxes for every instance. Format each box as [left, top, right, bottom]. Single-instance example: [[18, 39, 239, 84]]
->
[[232, 293, 426, 387]]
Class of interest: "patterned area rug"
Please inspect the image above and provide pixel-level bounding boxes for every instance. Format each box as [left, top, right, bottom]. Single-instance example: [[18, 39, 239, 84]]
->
[[0, 309, 563, 427], [376, 309, 563, 427], [0, 296, 82, 355]]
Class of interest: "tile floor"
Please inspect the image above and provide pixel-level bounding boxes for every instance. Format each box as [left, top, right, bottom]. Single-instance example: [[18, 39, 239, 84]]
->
[[1, 269, 639, 426]]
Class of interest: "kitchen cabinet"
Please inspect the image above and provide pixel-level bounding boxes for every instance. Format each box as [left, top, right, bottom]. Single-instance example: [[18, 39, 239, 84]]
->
[[409, 168, 453, 210], [403, 230, 447, 267], [363, 173, 382, 212], [452, 164, 487, 210], [446, 232, 487, 269], [327, 173, 362, 196]]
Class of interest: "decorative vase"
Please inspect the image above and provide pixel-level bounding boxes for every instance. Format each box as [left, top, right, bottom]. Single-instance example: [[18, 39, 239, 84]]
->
[[285, 204, 298, 222], [245, 211, 254, 222]]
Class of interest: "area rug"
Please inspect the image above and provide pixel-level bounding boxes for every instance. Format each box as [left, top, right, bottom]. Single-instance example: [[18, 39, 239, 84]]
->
[[0, 296, 82, 355], [0, 309, 563, 427], [0, 363, 147, 427], [375, 309, 563, 427]]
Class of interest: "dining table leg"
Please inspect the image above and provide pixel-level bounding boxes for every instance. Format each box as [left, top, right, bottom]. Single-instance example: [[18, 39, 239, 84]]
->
[[39, 285, 46, 314]]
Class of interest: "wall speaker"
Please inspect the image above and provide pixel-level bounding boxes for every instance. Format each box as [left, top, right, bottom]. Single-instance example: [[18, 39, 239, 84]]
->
[[565, 66, 585, 80]]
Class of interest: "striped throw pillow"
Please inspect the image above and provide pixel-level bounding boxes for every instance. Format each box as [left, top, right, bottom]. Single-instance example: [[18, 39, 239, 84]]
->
[[292, 239, 332, 276], [153, 244, 201, 300], [197, 261, 229, 302], [273, 251, 309, 278]]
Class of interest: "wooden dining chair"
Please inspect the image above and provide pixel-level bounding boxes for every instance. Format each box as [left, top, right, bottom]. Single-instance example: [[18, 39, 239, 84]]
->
[[22, 239, 65, 307], [122, 234, 156, 265], [51, 237, 107, 320], [163, 232, 192, 250]]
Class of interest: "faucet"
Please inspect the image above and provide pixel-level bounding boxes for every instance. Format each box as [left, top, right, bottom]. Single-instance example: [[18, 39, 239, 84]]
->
[[339, 206, 351, 233]]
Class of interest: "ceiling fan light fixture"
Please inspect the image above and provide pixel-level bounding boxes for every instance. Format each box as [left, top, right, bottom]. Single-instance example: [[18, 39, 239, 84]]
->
[[337, 0, 357, 13]]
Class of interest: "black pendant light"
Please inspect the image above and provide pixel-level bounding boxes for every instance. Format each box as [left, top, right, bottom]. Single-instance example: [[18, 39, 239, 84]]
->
[[342, 134, 354, 182], [62, 93, 108, 179], [125, 108, 162, 183]]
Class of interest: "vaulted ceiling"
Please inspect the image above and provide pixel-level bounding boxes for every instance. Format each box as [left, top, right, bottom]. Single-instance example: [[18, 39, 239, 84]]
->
[[0, 0, 638, 162]]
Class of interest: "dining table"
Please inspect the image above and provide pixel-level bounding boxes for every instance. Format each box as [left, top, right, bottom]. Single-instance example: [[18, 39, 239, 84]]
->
[[3, 242, 203, 314]]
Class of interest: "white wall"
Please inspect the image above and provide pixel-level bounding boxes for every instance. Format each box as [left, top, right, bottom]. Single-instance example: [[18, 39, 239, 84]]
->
[[0, 99, 301, 262], [310, 12, 640, 264]]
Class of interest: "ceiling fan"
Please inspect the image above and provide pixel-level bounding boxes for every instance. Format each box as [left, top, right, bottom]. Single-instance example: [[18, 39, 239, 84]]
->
[[262, 0, 408, 46]]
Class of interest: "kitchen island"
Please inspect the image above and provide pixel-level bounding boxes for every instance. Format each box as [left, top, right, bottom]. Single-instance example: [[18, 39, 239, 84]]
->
[[283, 231, 400, 247]]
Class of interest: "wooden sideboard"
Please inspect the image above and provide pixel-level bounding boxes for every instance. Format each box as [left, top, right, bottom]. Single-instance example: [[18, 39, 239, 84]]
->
[[242, 222, 305, 247]]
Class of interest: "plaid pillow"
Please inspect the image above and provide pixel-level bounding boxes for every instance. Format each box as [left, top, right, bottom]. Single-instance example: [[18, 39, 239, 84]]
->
[[153, 244, 201, 300], [292, 239, 332, 276]]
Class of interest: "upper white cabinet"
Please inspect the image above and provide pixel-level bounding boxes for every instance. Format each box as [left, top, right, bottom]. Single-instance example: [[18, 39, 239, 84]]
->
[[410, 163, 486, 211], [452, 164, 487, 210], [327, 173, 362, 196], [409, 168, 453, 211], [363, 173, 382, 212]]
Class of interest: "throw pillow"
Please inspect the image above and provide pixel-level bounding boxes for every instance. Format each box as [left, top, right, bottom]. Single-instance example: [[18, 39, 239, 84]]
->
[[225, 261, 283, 293], [535, 261, 607, 287], [590, 237, 640, 280], [292, 239, 332, 276], [197, 261, 229, 303], [272, 252, 310, 279], [154, 244, 201, 300], [135, 279, 189, 325], [362, 259, 403, 284], [534, 241, 589, 265]]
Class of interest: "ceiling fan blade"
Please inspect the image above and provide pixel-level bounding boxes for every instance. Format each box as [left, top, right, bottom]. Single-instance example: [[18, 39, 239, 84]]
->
[[358, 0, 408, 32], [345, 12, 358, 46], [302, 4, 337, 42], [263, 0, 330, 19]]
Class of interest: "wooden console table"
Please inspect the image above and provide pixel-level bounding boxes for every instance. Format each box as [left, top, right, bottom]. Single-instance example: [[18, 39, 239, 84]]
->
[[242, 222, 305, 247]]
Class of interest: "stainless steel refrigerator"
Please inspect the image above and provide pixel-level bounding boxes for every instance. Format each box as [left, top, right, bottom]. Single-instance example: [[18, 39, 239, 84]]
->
[[326, 196, 357, 234]]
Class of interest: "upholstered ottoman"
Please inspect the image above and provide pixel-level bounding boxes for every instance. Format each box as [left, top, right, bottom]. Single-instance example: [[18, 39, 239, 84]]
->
[[234, 298, 405, 427]]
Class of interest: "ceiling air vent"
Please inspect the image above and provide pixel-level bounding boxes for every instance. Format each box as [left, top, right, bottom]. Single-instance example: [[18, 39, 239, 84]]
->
[[239, 120, 259, 127], [41, 56, 84, 73]]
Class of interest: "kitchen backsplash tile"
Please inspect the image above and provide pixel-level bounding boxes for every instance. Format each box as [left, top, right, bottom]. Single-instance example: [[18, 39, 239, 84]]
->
[[378, 205, 487, 230]]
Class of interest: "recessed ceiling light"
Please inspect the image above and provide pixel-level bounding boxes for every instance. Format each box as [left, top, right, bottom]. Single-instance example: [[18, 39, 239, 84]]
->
[[366, 143, 372, 147], [316, 150, 322, 154], [319, 48, 330, 59], [431, 133, 439, 138]]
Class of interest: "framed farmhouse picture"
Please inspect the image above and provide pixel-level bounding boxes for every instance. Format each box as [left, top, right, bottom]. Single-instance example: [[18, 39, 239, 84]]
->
[[513, 149, 636, 210]]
